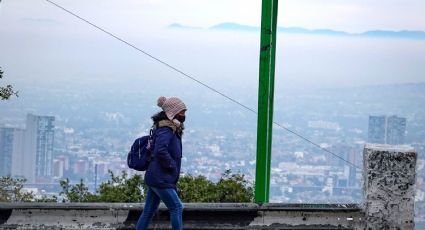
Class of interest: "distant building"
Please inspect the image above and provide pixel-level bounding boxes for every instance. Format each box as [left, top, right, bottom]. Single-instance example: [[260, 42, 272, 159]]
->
[[0, 127, 25, 177], [52, 159, 64, 178], [347, 149, 359, 187], [368, 115, 386, 144], [56, 155, 70, 171], [0, 128, 14, 176], [96, 162, 110, 176], [386, 115, 407, 145], [74, 159, 89, 175], [367, 115, 406, 145], [328, 144, 359, 187], [25, 114, 55, 182], [1, 115, 56, 182], [11, 129, 26, 179]]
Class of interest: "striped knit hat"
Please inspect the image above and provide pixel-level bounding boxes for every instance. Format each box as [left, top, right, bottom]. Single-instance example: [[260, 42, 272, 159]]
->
[[157, 96, 187, 120]]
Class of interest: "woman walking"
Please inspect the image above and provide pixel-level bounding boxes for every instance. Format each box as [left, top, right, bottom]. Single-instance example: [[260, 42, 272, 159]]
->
[[136, 96, 187, 230]]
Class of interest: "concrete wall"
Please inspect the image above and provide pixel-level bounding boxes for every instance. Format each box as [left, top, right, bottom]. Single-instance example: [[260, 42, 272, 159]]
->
[[0, 203, 364, 229], [364, 144, 417, 230]]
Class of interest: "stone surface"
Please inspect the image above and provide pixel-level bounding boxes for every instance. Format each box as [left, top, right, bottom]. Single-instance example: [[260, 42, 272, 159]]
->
[[363, 144, 417, 230], [0, 203, 364, 229]]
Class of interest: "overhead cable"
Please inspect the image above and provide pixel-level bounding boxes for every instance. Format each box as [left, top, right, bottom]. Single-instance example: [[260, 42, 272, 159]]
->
[[45, 0, 362, 170]]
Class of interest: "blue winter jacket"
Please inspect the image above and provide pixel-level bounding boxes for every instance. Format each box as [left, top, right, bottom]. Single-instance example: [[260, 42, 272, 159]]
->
[[144, 126, 182, 189]]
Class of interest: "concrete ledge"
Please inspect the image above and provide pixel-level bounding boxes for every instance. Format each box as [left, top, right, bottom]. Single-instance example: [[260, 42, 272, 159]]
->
[[0, 202, 362, 211], [0, 203, 365, 229]]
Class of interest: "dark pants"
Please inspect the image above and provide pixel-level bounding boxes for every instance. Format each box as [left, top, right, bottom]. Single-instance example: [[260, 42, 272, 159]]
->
[[136, 187, 183, 230]]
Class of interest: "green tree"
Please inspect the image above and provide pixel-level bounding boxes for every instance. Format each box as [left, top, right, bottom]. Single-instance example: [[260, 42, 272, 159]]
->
[[59, 171, 145, 202], [0, 67, 18, 100], [96, 171, 145, 202], [215, 170, 254, 202], [0, 176, 34, 202], [178, 170, 254, 203], [178, 175, 216, 202], [59, 178, 98, 202], [58, 170, 253, 203]]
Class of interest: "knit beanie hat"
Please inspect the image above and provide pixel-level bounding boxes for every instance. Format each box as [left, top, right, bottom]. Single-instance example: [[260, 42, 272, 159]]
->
[[157, 96, 187, 120]]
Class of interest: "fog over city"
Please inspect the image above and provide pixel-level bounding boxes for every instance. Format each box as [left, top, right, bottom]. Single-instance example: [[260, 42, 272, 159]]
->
[[1, 0, 425, 91]]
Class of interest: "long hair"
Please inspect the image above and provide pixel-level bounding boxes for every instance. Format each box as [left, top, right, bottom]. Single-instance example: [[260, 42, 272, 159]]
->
[[151, 111, 168, 125]]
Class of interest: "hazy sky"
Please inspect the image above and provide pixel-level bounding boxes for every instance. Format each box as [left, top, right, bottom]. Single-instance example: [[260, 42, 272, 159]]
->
[[0, 0, 424, 90], [1, 0, 425, 32]]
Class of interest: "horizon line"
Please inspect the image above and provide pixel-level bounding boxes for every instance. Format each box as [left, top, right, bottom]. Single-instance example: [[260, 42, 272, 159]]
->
[[167, 22, 425, 40]]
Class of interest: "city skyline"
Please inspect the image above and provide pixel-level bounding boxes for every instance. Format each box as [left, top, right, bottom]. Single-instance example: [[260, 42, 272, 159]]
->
[[1, 81, 424, 204]]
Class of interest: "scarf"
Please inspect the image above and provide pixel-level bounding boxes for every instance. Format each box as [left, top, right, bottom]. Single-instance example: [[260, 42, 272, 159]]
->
[[157, 120, 184, 136]]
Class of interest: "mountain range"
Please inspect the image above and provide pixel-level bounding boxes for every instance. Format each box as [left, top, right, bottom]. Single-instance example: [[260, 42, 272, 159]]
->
[[167, 22, 425, 40]]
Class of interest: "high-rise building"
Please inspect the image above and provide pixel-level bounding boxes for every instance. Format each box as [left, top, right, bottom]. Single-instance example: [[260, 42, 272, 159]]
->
[[25, 114, 55, 182], [0, 127, 25, 177], [386, 116, 407, 145], [11, 129, 25, 178], [52, 159, 64, 178], [0, 128, 14, 176], [368, 116, 386, 144], [328, 144, 359, 187], [73, 159, 89, 176], [367, 115, 406, 145]]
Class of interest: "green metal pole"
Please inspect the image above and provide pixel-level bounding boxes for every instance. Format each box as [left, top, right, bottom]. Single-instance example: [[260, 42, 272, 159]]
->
[[255, 0, 278, 204]]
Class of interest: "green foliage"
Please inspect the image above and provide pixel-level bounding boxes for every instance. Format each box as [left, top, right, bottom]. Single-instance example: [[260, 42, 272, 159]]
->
[[36, 195, 59, 203], [178, 175, 217, 202], [215, 170, 254, 202], [0, 67, 18, 100], [59, 170, 253, 203], [0, 176, 34, 202], [178, 170, 254, 202], [3, 171, 253, 203], [96, 171, 146, 202], [59, 178, 98, 202], [59, 171, 145, 203]]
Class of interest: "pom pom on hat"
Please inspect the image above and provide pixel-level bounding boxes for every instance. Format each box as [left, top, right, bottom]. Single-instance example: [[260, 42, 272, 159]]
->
[[156, 96, 187, 120], [157, 96, 167, 108]]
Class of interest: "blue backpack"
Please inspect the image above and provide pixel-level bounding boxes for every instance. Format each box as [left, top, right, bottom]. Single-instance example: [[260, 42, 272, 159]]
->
[[127, 129, 155, 171]]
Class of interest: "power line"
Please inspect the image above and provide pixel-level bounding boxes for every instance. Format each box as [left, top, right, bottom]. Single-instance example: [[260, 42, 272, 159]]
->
[[45, 0, 255, 115], [272, 122, 361, 169], [44, 0, 362, 170]]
